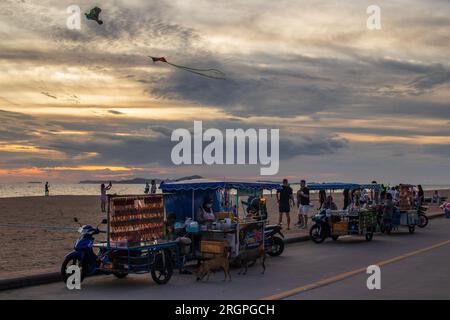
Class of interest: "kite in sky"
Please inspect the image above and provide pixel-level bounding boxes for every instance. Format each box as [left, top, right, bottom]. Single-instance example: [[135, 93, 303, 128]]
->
[[149, 57, 226, 80], [85, 7, 103, 25]]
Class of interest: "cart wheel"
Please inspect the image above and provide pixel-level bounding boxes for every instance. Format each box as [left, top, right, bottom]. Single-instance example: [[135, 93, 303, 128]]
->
[[151, 252, 173, 285], [61, 256, 86, 284], [408, 226, 415, 234], [113, 272, 128, 279], [267, 236, 285, 256], [309, 225, 326, 244], [331, 235, 339, 241], [417, 214, 428, 228], [365, 232, 373, 241]]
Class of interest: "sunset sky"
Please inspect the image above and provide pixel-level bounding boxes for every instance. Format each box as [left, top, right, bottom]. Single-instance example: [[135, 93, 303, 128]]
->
[[0, 0, 449, 184]]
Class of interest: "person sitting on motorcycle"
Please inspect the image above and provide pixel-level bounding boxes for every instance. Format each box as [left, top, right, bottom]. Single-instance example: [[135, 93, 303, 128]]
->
[[323, 195, 338, 210], [323, 196, 338, 226]]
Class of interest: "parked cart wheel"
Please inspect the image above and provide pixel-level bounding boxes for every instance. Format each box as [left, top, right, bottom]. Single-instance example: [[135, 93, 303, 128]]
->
[[417, 214, 428, 228], [151, 251, 173, 285], [365, 231, 373, 241], [267, 236, 285, 256], [408, 225, 415, 234], [61, 256, 86, 284], [309, 225, 326, 244]]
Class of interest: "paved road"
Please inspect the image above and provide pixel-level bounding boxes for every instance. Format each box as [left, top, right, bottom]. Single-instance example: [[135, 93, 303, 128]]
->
[[1, 218, 449, 300]]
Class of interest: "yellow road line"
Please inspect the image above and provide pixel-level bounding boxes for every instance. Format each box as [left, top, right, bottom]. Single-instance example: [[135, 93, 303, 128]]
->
[[261, 239, 450, 300]]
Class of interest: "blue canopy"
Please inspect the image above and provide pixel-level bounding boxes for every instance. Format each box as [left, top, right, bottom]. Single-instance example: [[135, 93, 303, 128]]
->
[[160, 179, 281, 192], [308, 182, 382, 191], [307, 182, 361, 190], [161, 179, 280, 222]]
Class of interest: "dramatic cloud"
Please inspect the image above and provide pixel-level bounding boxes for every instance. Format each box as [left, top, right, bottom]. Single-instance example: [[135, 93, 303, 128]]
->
[[0, 0, 449, 183]]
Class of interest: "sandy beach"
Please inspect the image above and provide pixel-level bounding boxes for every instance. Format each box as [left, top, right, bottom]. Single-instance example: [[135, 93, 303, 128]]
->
[[0, 190, 448, 277]]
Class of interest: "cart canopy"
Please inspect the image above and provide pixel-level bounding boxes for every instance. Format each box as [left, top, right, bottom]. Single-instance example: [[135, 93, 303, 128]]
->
[[161, 179, 280, 222], [308, 182, 361, 190], [160, 179, 281, 192]]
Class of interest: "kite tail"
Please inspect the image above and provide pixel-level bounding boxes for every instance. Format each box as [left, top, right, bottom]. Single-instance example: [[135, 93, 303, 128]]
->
[[166, 62, 226, 80]]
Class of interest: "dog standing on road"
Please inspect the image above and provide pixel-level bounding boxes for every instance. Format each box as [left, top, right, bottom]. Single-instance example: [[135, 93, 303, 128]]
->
[[196, 255, 231, 282], [236, 244, 266, 275]]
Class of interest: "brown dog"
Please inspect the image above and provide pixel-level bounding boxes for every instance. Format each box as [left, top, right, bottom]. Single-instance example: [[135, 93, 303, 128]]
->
[[196, 255, 231, 281], [236, 245, 266, 275]]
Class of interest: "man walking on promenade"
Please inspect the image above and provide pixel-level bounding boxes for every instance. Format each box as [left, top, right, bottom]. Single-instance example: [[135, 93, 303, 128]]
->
[[277, 179, 295, 230], [297, 180, 310, 229]]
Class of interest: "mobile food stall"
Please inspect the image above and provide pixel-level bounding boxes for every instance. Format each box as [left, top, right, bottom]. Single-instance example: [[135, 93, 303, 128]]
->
[[381, 184, 419, 234], [308, 183, 378, 243], [160, 179, 282, 262], [94, 194, 181, 284]]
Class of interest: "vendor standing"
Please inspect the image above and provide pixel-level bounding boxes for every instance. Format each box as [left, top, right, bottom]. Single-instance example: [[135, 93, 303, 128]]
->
[[197, 196, 216, 224]]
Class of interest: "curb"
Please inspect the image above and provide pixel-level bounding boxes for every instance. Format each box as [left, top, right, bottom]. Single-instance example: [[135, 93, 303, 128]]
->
[[0, 213, 444, 292], [0, 272, 61, 291], [284, 235, 310, 244]]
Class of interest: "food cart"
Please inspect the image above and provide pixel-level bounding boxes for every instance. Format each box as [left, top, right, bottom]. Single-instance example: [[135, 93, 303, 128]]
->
[[381, 184, 419, 234], [308, 183, 378, 243], [93, 194, 181, 284], [160, 179, 281, 262]]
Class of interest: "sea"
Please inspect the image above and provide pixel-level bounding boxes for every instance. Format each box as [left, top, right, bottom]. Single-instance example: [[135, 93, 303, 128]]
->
[[0, 183, 449, 198]]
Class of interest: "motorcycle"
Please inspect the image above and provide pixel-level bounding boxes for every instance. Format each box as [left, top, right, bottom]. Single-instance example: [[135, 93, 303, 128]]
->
[[309, 211, 332, 243], [264, 225, 285, 256], [61, 217, 128, 284]]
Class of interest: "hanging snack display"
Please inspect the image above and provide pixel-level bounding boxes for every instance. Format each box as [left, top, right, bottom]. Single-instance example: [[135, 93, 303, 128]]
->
[[108, 194, 165, 244]]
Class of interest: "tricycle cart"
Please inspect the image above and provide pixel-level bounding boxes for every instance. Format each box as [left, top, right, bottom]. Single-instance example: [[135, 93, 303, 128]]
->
[[380, 184, 419, 234], [308, 183, 378, 243], [61, 194, 181, 285]]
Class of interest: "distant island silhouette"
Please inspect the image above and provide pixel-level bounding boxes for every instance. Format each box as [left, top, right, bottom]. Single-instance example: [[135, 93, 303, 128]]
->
[[79, 175, 202, 184]]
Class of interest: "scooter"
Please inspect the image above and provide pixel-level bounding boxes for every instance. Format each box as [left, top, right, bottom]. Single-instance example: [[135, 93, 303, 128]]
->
[[264, 225, 285, 256], [61, 217, 128, 283], [309, 211, 333, 243]]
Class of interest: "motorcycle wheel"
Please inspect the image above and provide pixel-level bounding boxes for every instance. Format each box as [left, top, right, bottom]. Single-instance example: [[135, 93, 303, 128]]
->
[[151, 251, 173, 285], [267, 236, 285, 256], [309, 225, 326, 244], [417, 214, 428, 228], [61, 256, 86, 284]]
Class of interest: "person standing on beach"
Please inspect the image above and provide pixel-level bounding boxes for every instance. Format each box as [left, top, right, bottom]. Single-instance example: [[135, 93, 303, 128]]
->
[[276, 179, 294, 230], [44, 182, 50, 196], [150, 179, 157, 194], [297, 180, 310, 229], [100, 182, 112, 212], [144, 182, 150, 194]]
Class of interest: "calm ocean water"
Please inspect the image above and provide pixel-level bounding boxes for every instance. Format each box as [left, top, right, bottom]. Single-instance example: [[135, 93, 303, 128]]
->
[[0, 183, 160, 198], [0, 183, 449, 198]]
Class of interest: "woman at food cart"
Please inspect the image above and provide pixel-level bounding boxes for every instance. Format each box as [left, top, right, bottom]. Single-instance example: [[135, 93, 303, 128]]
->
[[196, 196, 216, 224]]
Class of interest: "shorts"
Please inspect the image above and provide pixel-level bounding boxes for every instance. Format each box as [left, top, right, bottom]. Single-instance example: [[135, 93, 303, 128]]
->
[[279, 203, 290, 213], [298, 205, 310, 216]]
